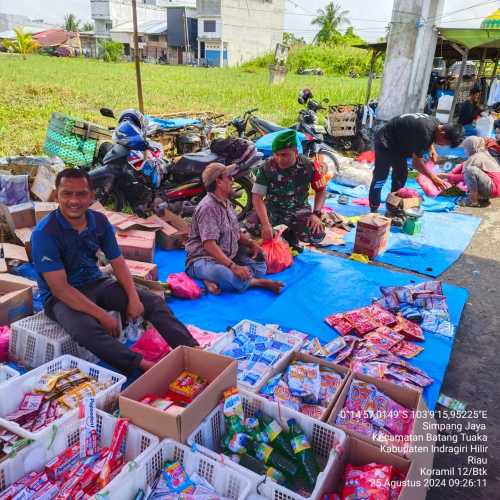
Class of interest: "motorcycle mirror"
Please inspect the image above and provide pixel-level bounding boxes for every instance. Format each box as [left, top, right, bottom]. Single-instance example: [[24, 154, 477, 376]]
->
[[100, 107, 116, 119]]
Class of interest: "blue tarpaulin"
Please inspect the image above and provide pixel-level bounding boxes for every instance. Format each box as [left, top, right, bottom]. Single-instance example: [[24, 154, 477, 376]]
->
[[148, 116, 201, 129], [324, 197, 481, 277], [327, 177, 458, 213], [155, 249, 468, 410]]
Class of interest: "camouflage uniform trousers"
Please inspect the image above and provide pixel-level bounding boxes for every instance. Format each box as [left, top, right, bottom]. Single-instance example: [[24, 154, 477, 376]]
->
[[245, 206, 326, 245]]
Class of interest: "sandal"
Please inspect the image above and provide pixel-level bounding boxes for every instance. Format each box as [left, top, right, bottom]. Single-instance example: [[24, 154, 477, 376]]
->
[[458, 198, 480, 208]]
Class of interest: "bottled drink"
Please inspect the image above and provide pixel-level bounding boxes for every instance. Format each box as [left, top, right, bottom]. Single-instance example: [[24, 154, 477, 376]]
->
[[266, 466, 288, 486], [230, 452, 267, 475], [223, 432, 252, 454], [287, 419, 320, 492], [255, 411, 295, 460], [253, 443, 299, 478], [244, 416, 269, 444]]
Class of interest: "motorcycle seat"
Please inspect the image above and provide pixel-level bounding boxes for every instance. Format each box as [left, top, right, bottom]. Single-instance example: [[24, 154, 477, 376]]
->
[[180, 150, 219, 164], [253, 117, 285, 133]]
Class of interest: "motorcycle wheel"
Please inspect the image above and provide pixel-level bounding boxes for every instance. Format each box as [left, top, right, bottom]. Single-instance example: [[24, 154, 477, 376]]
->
[[231, 176, 253, 221], [316, 149, 340, 178], [95, 187, 126, 213]]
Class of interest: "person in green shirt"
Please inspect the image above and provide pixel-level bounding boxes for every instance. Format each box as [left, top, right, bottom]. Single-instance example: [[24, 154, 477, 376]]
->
[[249, 130, 328, 250]]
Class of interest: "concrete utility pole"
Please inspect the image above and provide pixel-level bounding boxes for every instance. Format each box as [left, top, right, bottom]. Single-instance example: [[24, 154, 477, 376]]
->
[[377, 0, 444, 121]]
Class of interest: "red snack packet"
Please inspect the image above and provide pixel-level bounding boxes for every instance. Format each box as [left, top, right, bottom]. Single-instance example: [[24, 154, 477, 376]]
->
[[169, 371, 207, 401], [394, 316, 424, 341], [391, 340, 424, 359], [45, 445, 80, 481], [390, 469, 406, 500], [366, 304, 398, 326], [98, 419, 128, 487], [364, 328, 404, 351], [325, 313, 353, 336], [343, 309, 379, 336], [340, 463, 393, 500]]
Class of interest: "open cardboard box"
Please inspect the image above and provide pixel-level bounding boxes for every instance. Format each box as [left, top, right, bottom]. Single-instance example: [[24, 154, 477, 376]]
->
[[329, 373, 435, 465], [1, 202, 35, 232], [0, 273, 36, 325], [331, 436, 426, 500], [253, 351, 350, 422], [125, 259, 158, 281], [119, 346, 237, 442], [386, 192, 421, 211], [14, 228, 34, 261], [155, 210, 190, 249]]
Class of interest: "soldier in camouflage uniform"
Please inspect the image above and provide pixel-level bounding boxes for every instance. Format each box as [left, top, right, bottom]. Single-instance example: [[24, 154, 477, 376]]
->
[[249, 130, 328, 249]]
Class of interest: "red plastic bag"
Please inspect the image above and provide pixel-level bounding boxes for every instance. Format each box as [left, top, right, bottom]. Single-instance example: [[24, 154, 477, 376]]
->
[[167, 272, 202, 299], [130, 327, 171, 362], [261, 232, 293, 274]]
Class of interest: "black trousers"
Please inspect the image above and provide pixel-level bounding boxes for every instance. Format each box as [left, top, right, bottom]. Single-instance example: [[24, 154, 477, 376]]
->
[[45, 277, 198, 374], [368, 138, 408, 211]]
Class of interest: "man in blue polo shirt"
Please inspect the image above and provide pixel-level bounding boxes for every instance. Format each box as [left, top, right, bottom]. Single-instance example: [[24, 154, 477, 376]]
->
[[31, 168, 198, 374]]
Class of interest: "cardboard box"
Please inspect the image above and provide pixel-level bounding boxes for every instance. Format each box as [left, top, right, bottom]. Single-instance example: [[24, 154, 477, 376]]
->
[[332, 436, 426, 500], [353, 214, 391, 259], [14, 228, 34, 261], [259, 351, 350, 421], [151, 213, 189, 250], [125, 259, 158, 281], [34, 202, 59, 223], [120, 346, 237, 442], [31, 163, 64, 202], [386, 192, 421, 211], [0, 243, 29, 264], [116, 229, 156, 263], [329, 373, 435, 463], [0, 273, 34, 325], [1, 202, 35, 232]]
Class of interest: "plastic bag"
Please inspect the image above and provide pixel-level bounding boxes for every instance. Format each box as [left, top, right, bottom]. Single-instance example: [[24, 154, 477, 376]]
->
[[261, 233, 293, 274], [333, 160, 373, 188], [416, 174, 451, 197], [130, 326, 171, 362], [0, 174, 29, 205], [167, 272, 202, 299], [0, 326, 10, 362]]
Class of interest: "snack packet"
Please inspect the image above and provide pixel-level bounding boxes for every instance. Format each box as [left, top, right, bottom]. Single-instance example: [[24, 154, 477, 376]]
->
[[169, 371, 207, 401], [286, 362, 321, 401]]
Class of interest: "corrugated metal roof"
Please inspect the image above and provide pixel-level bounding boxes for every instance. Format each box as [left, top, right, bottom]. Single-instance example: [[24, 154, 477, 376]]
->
[[110, 20, 167, 35], [33, 28, 73, 47]]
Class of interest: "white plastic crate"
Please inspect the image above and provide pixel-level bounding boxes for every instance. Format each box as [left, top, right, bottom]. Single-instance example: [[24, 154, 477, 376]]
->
[[187, 389, 346, 500], [209, 320, 304, 393], [102, 439, 252, 500], [0, 409, 159, 497], [0, 365, 20, 386], [0, 354, 126, 440], [9, 311, 104, 368]]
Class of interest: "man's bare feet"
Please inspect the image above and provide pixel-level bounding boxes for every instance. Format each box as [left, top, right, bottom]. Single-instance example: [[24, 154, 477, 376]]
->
[[204, 280, 221, 295], [139, 358, 156, 371], [251, 279, 284, 294]]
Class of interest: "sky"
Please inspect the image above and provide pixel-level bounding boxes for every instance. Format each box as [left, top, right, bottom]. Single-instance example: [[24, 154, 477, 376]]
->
[[0, 0, 497, 41]]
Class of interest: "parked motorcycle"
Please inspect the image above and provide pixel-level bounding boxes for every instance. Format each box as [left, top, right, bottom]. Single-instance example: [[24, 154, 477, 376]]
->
[[230, 101, 340, 178], [89, 109, 260, 220]]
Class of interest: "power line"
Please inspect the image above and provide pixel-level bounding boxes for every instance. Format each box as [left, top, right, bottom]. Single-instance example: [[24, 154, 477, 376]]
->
[[426, 0, 498, 23]]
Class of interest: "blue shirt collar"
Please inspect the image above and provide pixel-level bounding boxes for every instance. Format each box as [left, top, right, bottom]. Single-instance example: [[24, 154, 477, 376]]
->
[[55, 209, 96, 232]]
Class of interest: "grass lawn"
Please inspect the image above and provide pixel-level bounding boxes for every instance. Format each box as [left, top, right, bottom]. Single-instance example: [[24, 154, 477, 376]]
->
[[0, 53, 380, 156]]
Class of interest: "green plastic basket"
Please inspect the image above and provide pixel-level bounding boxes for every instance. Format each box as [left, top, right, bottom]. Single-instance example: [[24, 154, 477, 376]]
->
[[43, 114, 98, 167]]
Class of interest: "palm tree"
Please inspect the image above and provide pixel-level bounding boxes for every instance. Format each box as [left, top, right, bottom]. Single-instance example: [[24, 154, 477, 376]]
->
[[64, 13, 81, 32], [312, 2, 350, 45], [3, 27, 39, 59], [82, 22, 94, 32]]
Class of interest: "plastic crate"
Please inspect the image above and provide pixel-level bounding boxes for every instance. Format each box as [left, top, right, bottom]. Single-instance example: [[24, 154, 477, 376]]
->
[[103, 439, 252, 500], [0, 409, 159, 496], [0, 355, 126, 440], [0, 365, 20, 386], [209, 320, 304, 393], [187, 389, 346, 500], [9, 311, 123, 368]]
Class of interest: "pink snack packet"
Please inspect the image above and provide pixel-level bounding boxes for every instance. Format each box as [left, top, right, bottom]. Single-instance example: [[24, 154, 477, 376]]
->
[[79, 397, 98, 458]]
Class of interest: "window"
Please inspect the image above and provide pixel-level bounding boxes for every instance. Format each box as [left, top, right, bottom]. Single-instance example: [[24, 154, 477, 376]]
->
[[105, 22, 112, 32], [203, 20, 216, 33], [149, 34, 160, 42]]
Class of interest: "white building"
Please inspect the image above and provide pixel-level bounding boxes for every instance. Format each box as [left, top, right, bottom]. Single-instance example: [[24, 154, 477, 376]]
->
[[91, 0, 195, 36], [196, 0, 285, 67]]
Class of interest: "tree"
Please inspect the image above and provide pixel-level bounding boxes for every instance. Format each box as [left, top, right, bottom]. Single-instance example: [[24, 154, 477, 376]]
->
[[312, 2, 349, 45], [64, 13, 81, 32], [81, 22, 94, 32], [342, 27, 365, 46], [3, 27, 39, 59], [282, 32, 306, 47], [99, 40, 123, 62]]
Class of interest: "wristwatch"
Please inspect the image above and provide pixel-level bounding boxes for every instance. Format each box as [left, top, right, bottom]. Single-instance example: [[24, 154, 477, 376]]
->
[[313, 209, 323, 218]]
